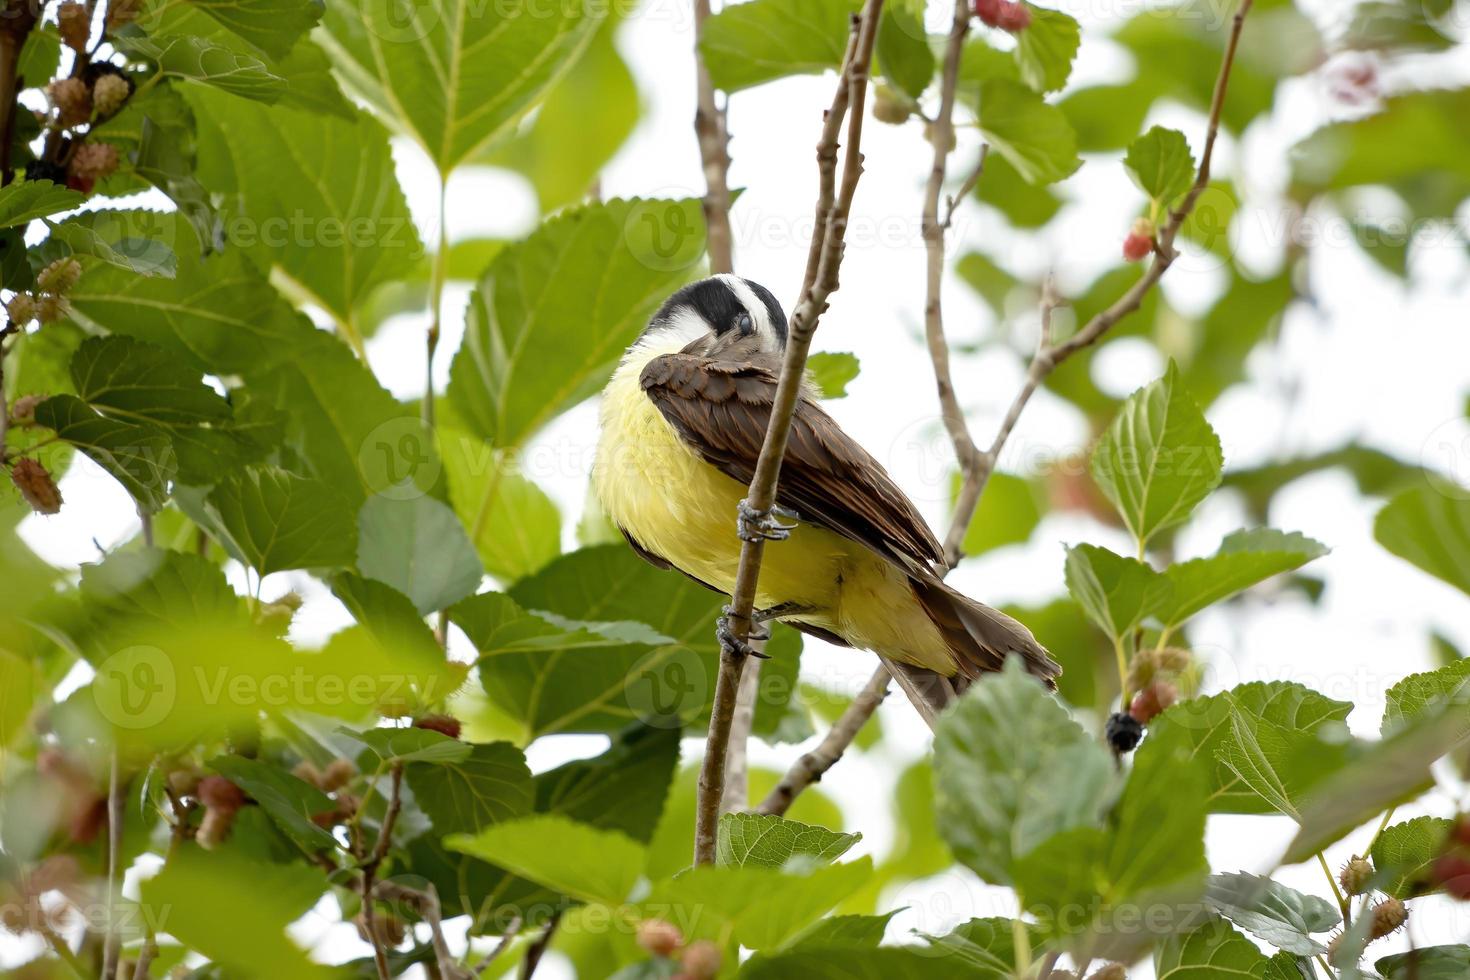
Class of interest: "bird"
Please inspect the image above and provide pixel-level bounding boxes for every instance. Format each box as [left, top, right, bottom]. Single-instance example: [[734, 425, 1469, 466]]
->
[[592, 274, 1059, 699]]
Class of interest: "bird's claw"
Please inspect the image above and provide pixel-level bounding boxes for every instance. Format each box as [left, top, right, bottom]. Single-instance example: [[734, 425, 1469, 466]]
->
[[717, 605, 770, 659], [737, 499, 797, 543]]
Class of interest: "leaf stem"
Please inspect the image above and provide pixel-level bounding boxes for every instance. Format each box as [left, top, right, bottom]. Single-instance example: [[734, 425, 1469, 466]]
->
[[1318, 851, 1350, 919], [1011, 915, 1032, 976]]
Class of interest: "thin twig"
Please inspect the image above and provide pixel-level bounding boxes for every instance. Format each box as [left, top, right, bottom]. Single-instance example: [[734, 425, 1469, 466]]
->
[[470, 915, 521, 976], [362, 762, 405, 980], [942, 145, 988, 231], [519, 910, 561, 979], [128, 934, 158, 980], [755, 0, 1255, 816], [693, 0, 734, 274], [374, 880, 464, 980], [692, 0, 884, 867], [758, 664, 889, 815], [102, 749, 124, 980], [0, 0, 38, 186], [37, 921, 87, 978], [721, 659, 761, 811], [922, 0, 982, 570]]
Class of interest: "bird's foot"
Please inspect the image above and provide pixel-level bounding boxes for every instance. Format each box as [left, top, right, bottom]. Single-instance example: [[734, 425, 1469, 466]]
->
[[737, 500, 797, 543], [717, 605, 770, 659]]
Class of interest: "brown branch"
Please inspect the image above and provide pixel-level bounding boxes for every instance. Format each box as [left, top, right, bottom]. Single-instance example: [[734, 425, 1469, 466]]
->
[[0, 0, 38, 186], [374, 880, 467, 980], [757, 665, 889, 816], [693, 0, 734, 275], [470, 915, 521, 976], [362, 762, 405, 980], [758, 0, 1256, 816], [102, 751, 124, 980], [923, 0, 982, 570], [721, 659, 761, 811], [692, 0, 884, 867], [519, 910, 560, 979]]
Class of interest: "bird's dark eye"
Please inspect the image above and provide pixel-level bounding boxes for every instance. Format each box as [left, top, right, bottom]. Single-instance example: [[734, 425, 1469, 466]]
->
[[735, 312, 754, 336]]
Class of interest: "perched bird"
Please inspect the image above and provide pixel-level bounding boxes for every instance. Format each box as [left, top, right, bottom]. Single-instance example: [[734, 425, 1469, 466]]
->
[[593, 275, 1059, 696]]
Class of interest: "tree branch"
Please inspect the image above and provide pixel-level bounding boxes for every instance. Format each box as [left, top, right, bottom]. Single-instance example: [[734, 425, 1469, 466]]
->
[[375, 879, 467, 980], [758, 0, 1255, 816], [693, 0, 734, 275], [362, 762, 404, 980], [693, 0, 884, 866]]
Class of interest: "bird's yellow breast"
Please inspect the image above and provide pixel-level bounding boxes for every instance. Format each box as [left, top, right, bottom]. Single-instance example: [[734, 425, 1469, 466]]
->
[[591, 342, 845, 612]]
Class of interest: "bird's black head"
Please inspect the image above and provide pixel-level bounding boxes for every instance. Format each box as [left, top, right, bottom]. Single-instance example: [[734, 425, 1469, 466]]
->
[[638, 275, 788, 353]]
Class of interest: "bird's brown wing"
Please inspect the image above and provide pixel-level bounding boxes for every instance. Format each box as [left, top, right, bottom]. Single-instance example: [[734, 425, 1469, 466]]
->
[[639, 338, 944, 571]]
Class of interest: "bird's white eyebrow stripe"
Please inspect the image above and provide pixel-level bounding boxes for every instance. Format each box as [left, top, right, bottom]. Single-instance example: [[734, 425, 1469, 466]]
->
[[715, 273, 775, 343]]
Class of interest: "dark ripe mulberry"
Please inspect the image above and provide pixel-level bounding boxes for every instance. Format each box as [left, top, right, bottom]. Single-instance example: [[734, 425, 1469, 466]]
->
[[414, 714, 463, 740], [24, 160, 68, 185], [1106, 712, 1144, 753]]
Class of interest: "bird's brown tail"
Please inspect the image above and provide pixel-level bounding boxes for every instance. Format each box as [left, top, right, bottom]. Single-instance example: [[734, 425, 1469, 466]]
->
[[910, 577, 1061, 690]]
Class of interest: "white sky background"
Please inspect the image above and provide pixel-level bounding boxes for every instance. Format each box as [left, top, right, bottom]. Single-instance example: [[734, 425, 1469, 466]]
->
[[13, 0, 1470, 975]]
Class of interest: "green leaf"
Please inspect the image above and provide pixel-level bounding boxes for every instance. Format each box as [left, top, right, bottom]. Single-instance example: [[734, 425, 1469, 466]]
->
[[1375, 485, 1470, 597], [1017, 728, 1210, 963], [33, 394, 174, 512], [447, 814, 645, 905], [1091, 360, 1223, 548], [193, 467, 357, 576], [976, 79, 1081, 185], [532, 722, 680, 842], [716, 812, 859, 869], [640, 858, 873, 951], [786, 910, 897, 949], [439, 426, 561, 583], [934, 659, 1117, 885], [186, 89, 423, 325], [876, 3, 934, 99], [476, 16, 640, 213], [1063, 543, 1170, 641], [1124, 126, 1196, 207], [1060, 82, 1156, 153], [958, 470, 1044, 557], [1159, 529, 1329, 628], [921, 917, 1040, 975], [1371, 816, 1454, 899], [356, 494, 483, 616], [1204, 872, 1339, 956], [208, 754, 339, 851], [1215, 709, 1355, 821], [447, 198, 705, 449], [48, 220, 178, 278], [743, 946, 989, 978], [1285, 698, 1470, 863], [69, 333, 279, 486], [806, 351, 860, 399], [1014, 4, 1080, 94], [344, 726, 471, 766], [0, 180, 84, 227], [454, 546, 803, 739], [330, 572, 442, 667], [699, 0, 853, 93], [975, 151, 1061, 228], [70, 335, 229, 426], [956, 250, 1022, 316], [1378, 946, 1470, 980], [1143, 682, 1354, 815], [1383, 659, 1470, 734], [192, 0, 323, 59], [1264, 952, 1317, 980], [407, 740, 533, 835], [139, 848, 333, 978], [320, 0, 604, 172], [121, 31, 285, 102], [1154, 916, 1270, 978]]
